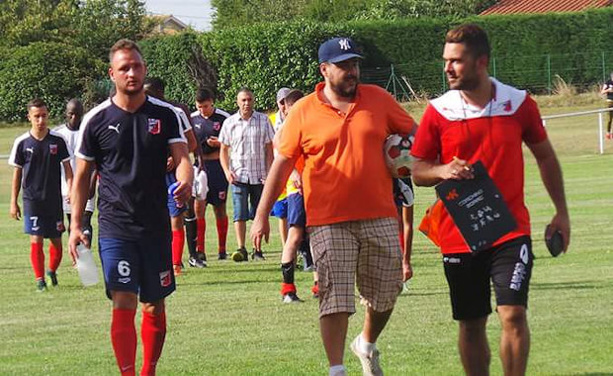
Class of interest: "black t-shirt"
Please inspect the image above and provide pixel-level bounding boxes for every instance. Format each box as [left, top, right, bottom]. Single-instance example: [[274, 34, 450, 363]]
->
[[9, 130, 70, 213], [190, 108, 230, 155], [605, 79, 613, 100], [77, 97, 185, 240]]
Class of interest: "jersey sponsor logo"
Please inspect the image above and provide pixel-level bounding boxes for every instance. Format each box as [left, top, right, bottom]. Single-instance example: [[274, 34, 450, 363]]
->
[[443, 256, 461, 264], [219, 191, 226, 200], [520, 243, 529, 264], [148, 118, 161, 135], [339, 38, 351, 51], [49, 144, 58, 155], [445, 188, 459, 201], [108, 123, 121, 134], [118, 277, 131, 284], [213, 122, 221, 131], [510, 262, 527, 291], [159, 270, 172, 287]]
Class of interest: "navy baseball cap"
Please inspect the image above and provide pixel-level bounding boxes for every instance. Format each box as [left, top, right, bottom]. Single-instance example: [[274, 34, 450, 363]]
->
[[318, 37, 364, 64]]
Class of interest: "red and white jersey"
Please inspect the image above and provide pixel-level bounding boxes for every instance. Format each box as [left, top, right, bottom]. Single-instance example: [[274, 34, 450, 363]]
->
[[412, 78, 547, 254]]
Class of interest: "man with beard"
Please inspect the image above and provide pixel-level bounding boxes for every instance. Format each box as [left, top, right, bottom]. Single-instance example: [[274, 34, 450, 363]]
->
[[54, 99, 96, 244], [251, 37, 416, 376], [411, 24, 570, 376], [69, 39, 193, 376]]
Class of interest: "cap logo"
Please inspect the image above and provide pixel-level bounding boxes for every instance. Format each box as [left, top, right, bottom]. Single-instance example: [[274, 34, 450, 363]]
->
[[339, 39, 351, 51]]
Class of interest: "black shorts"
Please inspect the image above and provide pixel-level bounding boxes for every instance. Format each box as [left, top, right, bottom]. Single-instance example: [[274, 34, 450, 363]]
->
[[443, 236, 533, 321], [203, 160, 228, 206]]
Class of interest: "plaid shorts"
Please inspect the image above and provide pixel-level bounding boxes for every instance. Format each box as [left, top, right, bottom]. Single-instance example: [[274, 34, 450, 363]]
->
[[309, 217, 403, 317]]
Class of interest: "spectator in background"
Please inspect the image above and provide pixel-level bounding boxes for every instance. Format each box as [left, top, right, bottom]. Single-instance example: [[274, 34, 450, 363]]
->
[[600, 71, 613, 139]]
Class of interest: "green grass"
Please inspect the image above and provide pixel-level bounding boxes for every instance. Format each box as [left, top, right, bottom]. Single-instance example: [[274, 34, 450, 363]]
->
[[1, 102, 612, 375]]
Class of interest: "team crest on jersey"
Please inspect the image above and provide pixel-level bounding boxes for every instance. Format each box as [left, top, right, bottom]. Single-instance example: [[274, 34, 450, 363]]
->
[[213, 122, 221, 131], [49, 144, 58, 155], [148, 118, 161, 135], [159, 270, 172, 287], [56, 221, 65, 232], [501, 100, 512, 112]]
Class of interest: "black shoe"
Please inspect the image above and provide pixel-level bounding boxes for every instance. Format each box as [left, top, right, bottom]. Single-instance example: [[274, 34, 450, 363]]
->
[[36, 279, 47, 292], [46, 270, 58, 286], [198, 252, 207, 262], [240, 247, 249, 262], [188, 255, 207, 268], [252, 250, 265, 261], [218, 251, 227, 260], [282, 292, 303, 303]]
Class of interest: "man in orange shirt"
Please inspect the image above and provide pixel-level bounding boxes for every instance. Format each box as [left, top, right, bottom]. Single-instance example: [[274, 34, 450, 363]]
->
[[251, 37, 415, 376]]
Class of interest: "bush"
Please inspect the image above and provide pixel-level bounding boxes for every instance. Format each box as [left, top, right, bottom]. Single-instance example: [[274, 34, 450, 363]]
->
[[0, 42, 103, 121]]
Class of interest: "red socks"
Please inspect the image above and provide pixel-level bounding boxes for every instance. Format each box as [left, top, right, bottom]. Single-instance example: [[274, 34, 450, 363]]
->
[[196, 218, 206, 253], [171, 229, 185, 266], [48, 244, 62, 272], [216, 217, 228, 253], [141, 310, 167, 376], [111, 309, 137, 376], [281, 282, 297, 295], [30, 243, 44, 280]]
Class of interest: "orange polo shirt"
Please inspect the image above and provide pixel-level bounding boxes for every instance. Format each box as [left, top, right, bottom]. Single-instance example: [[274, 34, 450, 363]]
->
[[278, 83, 414, 226]]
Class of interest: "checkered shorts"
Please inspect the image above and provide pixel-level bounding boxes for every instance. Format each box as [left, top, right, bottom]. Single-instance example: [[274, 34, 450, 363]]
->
[[309, 217, 403, 317]]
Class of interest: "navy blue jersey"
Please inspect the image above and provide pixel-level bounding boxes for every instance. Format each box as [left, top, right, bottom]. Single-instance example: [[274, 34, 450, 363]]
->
[[190, 108, 230, 155], [605, 79, 613, 101], [9, 130, 70, 213], [76, 97, 186, 240]]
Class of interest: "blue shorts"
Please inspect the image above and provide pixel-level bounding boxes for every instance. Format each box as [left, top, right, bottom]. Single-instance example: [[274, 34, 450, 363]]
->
[[99, 235, 175, 303], [270, 197, 288, 218], [231, 182, 263, 222], [165, 172, 187, 217], [203, 160, 228, 206], [287, 193, 306, 227], [23, 201, 65, 238]]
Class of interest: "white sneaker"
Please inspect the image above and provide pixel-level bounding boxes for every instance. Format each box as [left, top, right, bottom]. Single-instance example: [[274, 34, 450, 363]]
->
[[350, 336, 383, 376]]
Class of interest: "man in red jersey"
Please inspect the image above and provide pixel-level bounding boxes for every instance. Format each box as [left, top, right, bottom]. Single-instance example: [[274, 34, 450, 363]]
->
[[411, 24, 570, 376]]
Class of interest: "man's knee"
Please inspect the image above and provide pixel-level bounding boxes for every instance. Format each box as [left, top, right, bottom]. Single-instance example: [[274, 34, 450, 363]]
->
[[498, 305, 528, 331], [459, 316, 488, 338]]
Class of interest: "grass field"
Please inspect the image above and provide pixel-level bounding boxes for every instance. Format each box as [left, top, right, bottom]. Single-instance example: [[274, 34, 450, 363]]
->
[[1, 100, 612, 375]]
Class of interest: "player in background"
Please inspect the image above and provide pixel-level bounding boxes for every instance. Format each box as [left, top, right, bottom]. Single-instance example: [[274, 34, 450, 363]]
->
[[411, 24, 570, 376], [600, 71, 613, 139], [54, 99, 97, 244], [269, 87, 291, 246], [69, 39, 193, 376], [190, 88, 232, 260], [9, 98, 72, 291], [144, 77, 200, 274]]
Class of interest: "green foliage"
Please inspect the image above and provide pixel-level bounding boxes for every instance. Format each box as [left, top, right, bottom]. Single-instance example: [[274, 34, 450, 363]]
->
[[0, 42, 102, 121]]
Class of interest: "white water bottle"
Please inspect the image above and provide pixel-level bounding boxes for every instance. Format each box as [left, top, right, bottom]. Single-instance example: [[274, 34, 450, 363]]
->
[[76, 244, 99, 287]]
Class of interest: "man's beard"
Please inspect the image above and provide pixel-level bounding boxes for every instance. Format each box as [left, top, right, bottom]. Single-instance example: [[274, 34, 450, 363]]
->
[[330, 76, 359, 98]]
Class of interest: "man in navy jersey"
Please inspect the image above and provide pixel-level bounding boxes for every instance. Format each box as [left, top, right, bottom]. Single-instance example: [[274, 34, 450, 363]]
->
[[54, 99, 97, 244], [69, 39, 193, 376], [190, 88, 231, 261], [10, 98, 72, 292]]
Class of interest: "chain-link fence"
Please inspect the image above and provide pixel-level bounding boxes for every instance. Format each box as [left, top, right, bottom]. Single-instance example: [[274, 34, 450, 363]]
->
[[363, 51, 613, 101]]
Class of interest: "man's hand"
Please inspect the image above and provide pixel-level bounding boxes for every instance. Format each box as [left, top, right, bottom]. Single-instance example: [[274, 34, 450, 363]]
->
[[207, 136, 221, 148], [10, 202, 21, 220], [402, 259, 413, 282], [442, 157, 474, 180], [172, 181, 193, 207], [226, 171, 237, 185], [68, 228, 90, 265], [166, 156, 175, 172], [250, 215, 270, 251], [546, 212, 571, 253]]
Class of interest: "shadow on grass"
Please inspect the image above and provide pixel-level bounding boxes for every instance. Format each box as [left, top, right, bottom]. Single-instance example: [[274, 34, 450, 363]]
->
[[554, 373, 613, 376], [531, 280, 611, 290]]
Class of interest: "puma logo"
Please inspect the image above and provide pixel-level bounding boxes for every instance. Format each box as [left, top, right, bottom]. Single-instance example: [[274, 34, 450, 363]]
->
[[26, 147, 34, 154], [108, 123, 121, 134]]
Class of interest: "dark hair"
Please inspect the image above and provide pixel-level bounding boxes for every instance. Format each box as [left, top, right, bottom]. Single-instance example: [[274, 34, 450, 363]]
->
[[144, 77, 165, 92], [284, 89, 304, 106], [196, 87, 215, 102], [445, 24, 490, 60], [27, 98, 47, 111], [109, 39, 142, 62]]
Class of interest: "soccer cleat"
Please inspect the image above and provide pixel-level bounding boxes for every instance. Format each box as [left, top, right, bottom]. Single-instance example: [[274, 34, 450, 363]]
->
[[252, 250, 265, 261], [46, 270, 58, 286], [282, 292, 303, 303], [173, 264, 182, 276], [239, 247, 249, 262], [36, 279, 47, 292], [188, 256, 207, 268], [218, 251, 227, 260], [350, 336, 383, 376]]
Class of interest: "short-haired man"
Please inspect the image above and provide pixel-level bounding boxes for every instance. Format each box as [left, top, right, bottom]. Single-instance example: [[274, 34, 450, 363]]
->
[[219, 87, 274, 262], [251, 37, 416, 376], [10, 99, 72, 291], [191, 88, 232, 260], [600, 72, 613, 139], [69, 39, 193, 376], [54, 99, 96, 244], [411, 24, 570, 376]]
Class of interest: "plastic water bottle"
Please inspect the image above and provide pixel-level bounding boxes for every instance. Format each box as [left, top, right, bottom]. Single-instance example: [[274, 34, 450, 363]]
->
[[76, 244, 99, 287]]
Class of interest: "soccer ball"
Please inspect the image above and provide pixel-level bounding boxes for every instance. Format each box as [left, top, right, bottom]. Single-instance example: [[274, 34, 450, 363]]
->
[[384, 133, 415, 178]]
